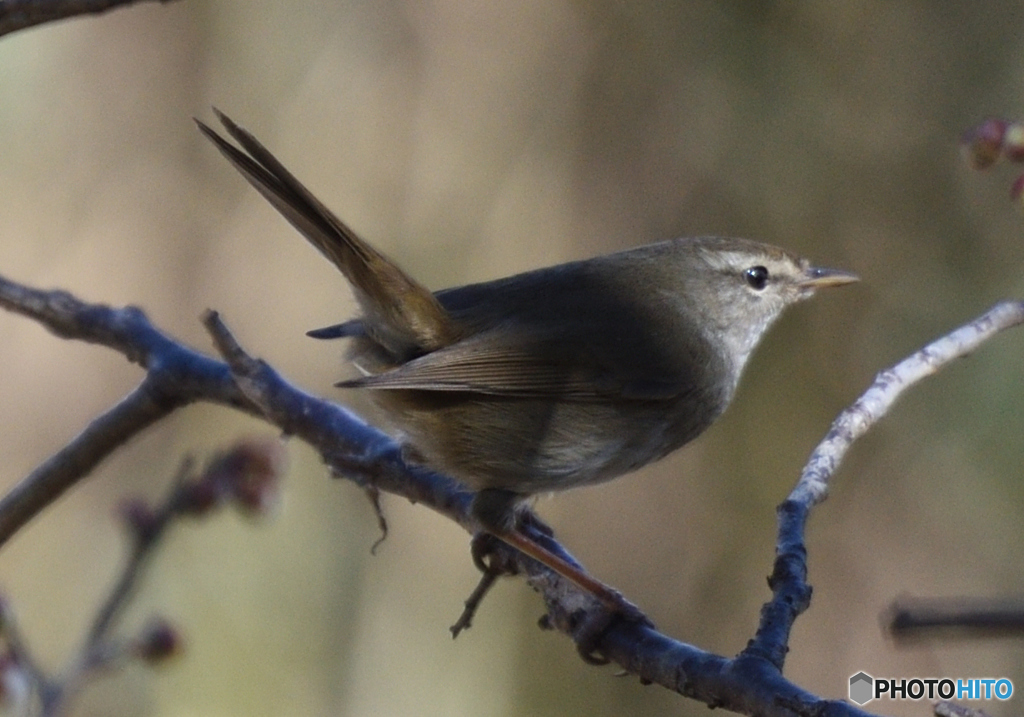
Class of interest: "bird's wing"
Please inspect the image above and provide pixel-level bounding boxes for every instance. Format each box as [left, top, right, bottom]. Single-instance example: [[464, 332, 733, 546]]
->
[[338, 329, 691, 401]]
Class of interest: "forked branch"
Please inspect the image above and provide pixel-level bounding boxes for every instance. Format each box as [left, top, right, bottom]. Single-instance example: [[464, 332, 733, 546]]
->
[[1, 269, 1020, 715]]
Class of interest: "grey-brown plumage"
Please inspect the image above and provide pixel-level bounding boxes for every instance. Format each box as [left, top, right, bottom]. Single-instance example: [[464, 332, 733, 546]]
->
[[196, 110, 857, 501]]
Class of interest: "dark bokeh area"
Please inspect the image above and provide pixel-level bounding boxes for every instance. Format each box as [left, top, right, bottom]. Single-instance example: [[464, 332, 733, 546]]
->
[[1, 2, 1023, 715]]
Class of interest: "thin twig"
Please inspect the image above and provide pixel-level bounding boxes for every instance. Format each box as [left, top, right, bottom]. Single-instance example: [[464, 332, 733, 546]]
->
[[34, 442, 282, 717], [82, 461, 190, 649], [793, 300, 1024, 507], [0, 379, 178, 548], [743, 301, 1024, 671], [888, 596, 1024, 640]]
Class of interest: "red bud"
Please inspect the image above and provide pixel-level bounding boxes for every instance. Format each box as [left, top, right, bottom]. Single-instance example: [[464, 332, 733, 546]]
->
[[961, 118, 1007, 169]]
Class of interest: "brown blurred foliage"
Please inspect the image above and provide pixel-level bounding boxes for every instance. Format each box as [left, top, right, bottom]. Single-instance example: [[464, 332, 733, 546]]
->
[[1, 2, 1023, 715]]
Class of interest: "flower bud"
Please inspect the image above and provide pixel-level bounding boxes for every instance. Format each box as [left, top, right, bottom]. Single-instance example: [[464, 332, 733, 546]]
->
[[217, 439, 287, 518], [961, 118, 1007, 169], [135, 618, 182, 664]]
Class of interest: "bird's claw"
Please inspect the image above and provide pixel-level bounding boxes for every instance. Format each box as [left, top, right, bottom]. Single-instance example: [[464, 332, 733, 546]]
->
[[469, 532, 520, 576]]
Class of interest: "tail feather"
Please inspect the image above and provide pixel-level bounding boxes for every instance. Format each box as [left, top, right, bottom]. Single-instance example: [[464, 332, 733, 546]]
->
[[196, 110, 457, 357]]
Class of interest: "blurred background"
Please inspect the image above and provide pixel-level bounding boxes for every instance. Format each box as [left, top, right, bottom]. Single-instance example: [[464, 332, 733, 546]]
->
[[1, 2, 1023, 715]]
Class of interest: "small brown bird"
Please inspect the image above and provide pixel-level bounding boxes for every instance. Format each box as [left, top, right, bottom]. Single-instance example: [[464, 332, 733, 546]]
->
[[197, 110, 857, 615]]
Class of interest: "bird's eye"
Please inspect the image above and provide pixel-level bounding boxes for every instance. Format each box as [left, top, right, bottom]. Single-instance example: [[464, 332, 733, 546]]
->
[[744, 265, 769, 290]]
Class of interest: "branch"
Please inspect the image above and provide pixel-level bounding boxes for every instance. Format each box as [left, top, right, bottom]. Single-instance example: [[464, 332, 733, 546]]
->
[[200, 309, 882, 717], [0, 275, 256, 546], [1, 271, 1021, 715], [746, 300, 1024, 671], [0, 0, 179, 37], [0, 441, 284, 717], [887, 596, 1024, 640], [791, 300, 1024, 508]]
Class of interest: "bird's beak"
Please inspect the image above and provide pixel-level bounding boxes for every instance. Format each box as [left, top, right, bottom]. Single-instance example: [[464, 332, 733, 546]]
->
[[798, 266, 859, 289]]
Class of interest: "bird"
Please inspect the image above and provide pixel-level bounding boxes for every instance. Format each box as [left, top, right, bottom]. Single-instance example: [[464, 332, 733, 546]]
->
[[196, 109, 857, 626]]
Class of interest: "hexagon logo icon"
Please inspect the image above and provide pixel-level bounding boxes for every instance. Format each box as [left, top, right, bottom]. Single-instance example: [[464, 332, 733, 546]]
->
[[849, 672, 873, 705]]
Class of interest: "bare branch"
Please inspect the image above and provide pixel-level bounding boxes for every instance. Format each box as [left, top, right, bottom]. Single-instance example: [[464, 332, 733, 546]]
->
[[0, 380, 177, 550], [1, 275, 1021, 715], [744, 301, 1024, 678], [200, 309, 881, 717], [0, 0, 179, 38], [794, 300, 1024, 507], [0, 274, 257, 547], [8, 441, 284, 717], [888, 596, 1024, 640]]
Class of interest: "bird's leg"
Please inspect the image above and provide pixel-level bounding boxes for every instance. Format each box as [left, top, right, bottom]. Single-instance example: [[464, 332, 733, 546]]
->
[[470, 489, 652, 662]]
